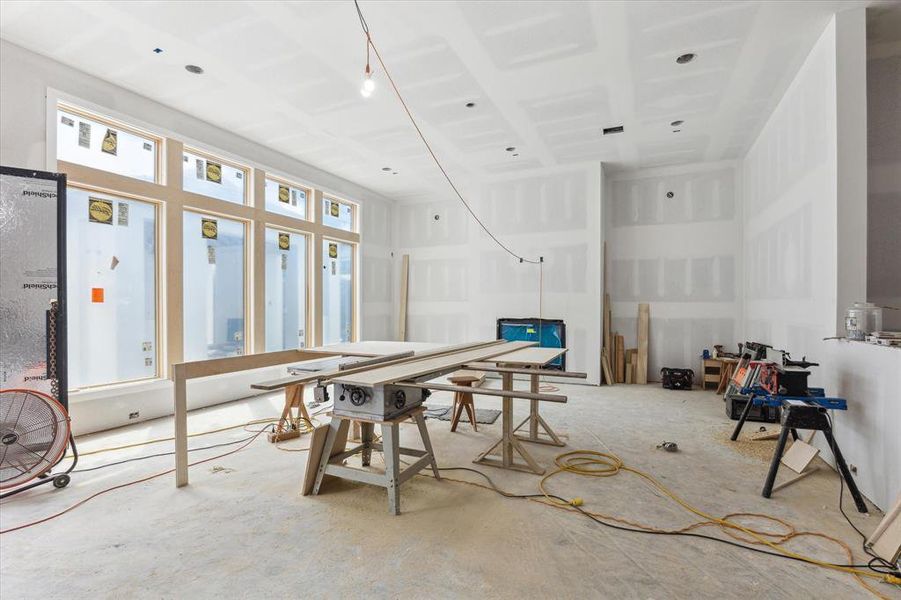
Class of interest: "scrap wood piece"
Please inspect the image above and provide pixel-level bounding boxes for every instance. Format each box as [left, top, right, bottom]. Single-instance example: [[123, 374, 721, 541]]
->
[[601, 351, 615, 385], [615, 334, 625, 383], [636, 303, 649, 384]]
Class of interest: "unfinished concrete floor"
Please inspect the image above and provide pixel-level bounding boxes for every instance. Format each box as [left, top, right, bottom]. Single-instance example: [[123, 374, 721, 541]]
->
[[1, 381, 897, 599]]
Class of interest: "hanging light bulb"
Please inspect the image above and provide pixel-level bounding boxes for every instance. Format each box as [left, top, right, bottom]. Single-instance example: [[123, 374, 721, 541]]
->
[[360, 34, 374, 98], [361, 64, 375, 97]]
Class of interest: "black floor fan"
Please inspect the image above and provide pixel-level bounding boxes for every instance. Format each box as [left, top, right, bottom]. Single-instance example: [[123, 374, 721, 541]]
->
[[0, 388, 78, 498]]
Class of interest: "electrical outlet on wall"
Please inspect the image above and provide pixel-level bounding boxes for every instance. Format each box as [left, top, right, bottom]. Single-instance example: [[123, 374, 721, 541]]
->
[[129, 411, 140, 420]]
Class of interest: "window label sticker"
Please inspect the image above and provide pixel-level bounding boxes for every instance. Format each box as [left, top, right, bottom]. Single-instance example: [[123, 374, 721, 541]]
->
[[281, 254, 288, 271], [78, 122, 91, 148], [142, 341, 152, 352], [331, 261, 336, 275], [201, 218, 218, 239], [195, 158, 204, 179], [278, 185, 289, 203], [91, 287, 105, 303], [102, 128, 118, 155], [206, 161, 222, 184], [235, 171, 243, 179], [117, 202, 129, 226], [61, 115, 74, 127], [330, 201, 339, 217], [328, 242, 338, 258], [88, 197, 114, 225], [143, 142, 153, 151], [144, 357, 153, 366], [207, 245, 216, 264], [278, 232, 290, 250]]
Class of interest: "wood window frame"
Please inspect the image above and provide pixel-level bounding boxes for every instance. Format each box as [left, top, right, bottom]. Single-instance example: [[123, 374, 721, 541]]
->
[[57, 102, 165, 185], [56, 110, 361, 384], [265, 174, 313, 222], [64, 182, 164, 389]]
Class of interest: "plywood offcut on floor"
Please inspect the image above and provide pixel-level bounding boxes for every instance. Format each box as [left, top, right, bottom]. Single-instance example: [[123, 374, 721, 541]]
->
[[0, 382, 894, 600]]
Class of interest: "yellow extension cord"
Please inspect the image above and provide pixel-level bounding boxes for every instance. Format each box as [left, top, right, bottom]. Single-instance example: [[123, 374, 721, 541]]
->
[[536, 450, 900, 596], [75, 416, 899, 596]]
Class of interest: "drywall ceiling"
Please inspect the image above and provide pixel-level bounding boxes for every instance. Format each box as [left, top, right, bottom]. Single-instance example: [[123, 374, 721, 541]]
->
[[0, 1, 875, 202]]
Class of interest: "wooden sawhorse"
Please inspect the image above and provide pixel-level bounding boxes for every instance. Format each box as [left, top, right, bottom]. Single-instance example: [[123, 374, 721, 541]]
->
[[312, 407, 440, 515]]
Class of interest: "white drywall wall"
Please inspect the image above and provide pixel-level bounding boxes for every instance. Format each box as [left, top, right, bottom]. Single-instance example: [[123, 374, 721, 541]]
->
[[741, 10, 900, 510], [742, 15, 843, 369], [0, 40, 395, 433], [394, 163, 603, 384], [606, 161, 742, 379], [866, 21, 901, 330]]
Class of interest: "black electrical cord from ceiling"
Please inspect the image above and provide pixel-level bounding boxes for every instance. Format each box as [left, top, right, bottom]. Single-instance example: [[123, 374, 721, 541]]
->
[[351, 0, 541, 266]]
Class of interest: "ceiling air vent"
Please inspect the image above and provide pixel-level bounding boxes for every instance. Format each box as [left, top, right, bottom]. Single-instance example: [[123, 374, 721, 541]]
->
[[603, 125, 624, 135]]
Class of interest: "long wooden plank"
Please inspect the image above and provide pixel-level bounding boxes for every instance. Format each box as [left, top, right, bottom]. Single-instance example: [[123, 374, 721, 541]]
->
[[464, 362, 587, 378], [331, 341, 535, 387], [637, 303, 649, 384], [397, 254, 409, 342], [483, 347, 566, 367], [402, 381, 567, 403]]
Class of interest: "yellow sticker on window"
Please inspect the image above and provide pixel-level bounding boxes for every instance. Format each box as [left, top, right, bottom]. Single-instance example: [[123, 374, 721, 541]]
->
[[278, 232, 290, 250], [101, 128, 118, 155], [88, 197, 113, 225], [328, 242, 338, 258], [330, 201, 339, 217], [201, 218, 218, 239], [206, 161, 222, 184], [278, 185, 289, 203], [526, 328, 536, 334]]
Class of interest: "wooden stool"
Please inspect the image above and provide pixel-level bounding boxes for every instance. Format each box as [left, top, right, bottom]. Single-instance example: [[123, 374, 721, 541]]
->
[[448, 370, 484, 432]]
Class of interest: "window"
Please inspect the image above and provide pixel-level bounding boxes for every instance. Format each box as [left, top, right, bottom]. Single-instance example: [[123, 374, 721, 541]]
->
[[182, 148, 247, 205], [265, 229, 308, 351], [265, 178, 308, 220], [322, 196, 354, 231], [322, 239, 354, 344], [182, 212, 246, 361], [57, 106, 159, 183], [66, 187, 157, 388]]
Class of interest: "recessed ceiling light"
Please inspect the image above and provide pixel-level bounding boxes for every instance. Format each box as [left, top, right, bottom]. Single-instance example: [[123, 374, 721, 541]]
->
[[676, 53, 696, 64], [465, 102, 476, 108], [671, 120, 684, 126], [153, 48, 163, 54], [381, 167, 392, 171], [505, 147, 516, 152], [185, 64, 204, 74]]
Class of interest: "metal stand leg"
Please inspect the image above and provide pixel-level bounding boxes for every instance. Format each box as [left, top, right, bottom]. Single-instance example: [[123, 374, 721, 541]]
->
[[730, 394, 756, 441], [313, 416, 343, 495], [360, 422, 374, 467], [382, 422, 401, 515], [413, 412, 441, 480], [823, 427, 868, 513], [762, 425, 791, 498]]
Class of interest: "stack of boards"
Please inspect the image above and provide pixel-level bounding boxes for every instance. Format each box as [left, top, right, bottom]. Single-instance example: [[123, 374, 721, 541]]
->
[[601, 297, 649, 385]]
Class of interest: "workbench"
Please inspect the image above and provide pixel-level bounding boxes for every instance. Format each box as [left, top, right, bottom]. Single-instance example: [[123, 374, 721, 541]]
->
[[473, 346, 570, 475]]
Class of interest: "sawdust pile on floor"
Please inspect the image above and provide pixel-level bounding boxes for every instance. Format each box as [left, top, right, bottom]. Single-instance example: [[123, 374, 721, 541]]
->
[[713, 424, 793, 462]]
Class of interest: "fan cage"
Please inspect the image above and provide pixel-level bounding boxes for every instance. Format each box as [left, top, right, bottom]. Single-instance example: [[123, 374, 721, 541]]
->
[[0, 388, 71, 489]]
